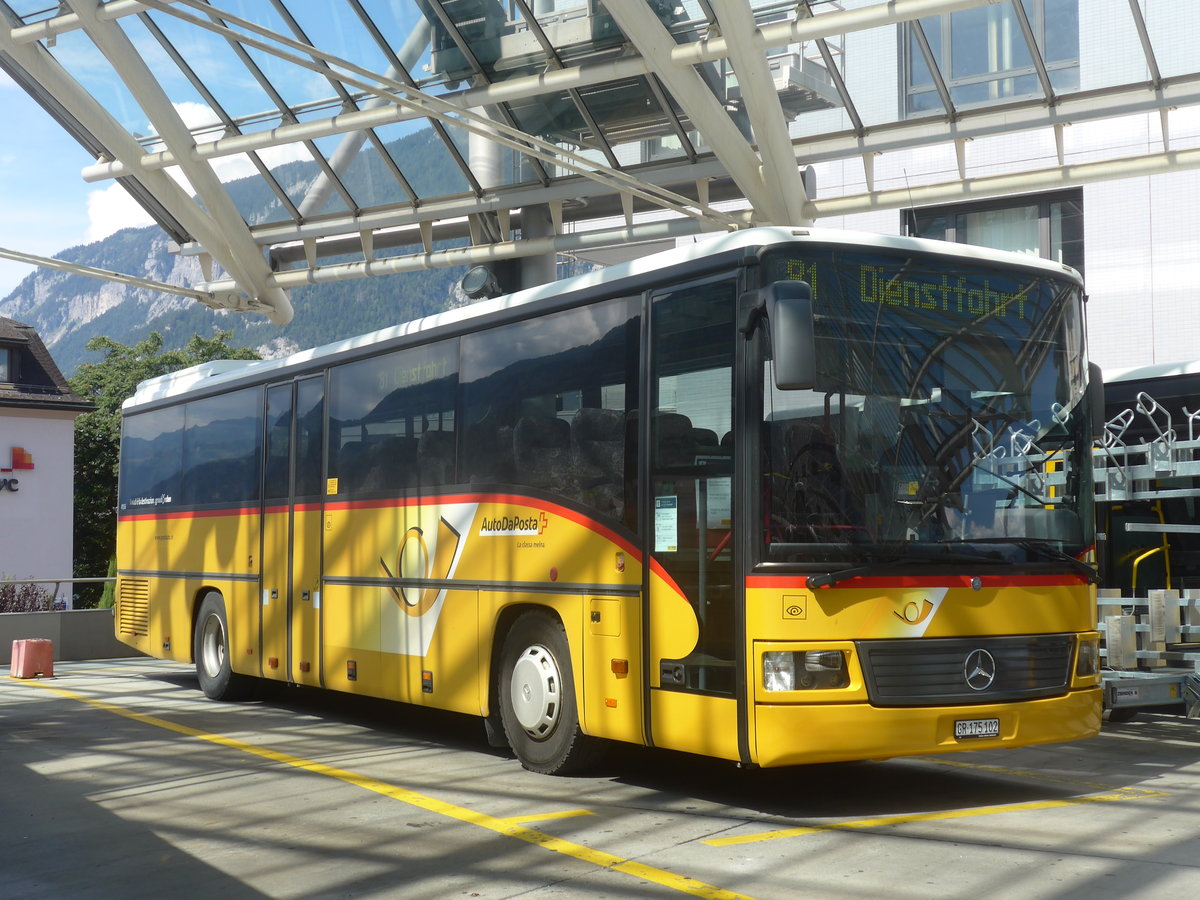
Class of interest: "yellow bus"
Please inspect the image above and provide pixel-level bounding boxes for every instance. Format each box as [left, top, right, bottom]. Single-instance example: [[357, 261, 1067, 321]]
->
[[115, 227, 1102, 774]]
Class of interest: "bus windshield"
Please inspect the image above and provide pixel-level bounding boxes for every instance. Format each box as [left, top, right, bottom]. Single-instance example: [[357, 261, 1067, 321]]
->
[[760, 246, 1092, 568]]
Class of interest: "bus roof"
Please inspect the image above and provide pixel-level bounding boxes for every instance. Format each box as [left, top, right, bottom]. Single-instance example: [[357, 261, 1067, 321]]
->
[[124, 225, 1083, 411], [1104, 359, 1200, 385]]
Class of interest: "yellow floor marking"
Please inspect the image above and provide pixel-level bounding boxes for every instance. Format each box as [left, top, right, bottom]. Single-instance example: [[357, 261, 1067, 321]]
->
[[492, 809, 596, 825], [917, 755, 1130, 793], [18, 680, 753, 900], [704, 786, 1168, 847]]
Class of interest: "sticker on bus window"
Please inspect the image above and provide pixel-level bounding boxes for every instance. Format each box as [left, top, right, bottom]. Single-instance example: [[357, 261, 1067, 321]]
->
[[699, 476, 732, 529], [655, 496, 678, 552], [327, 477, 339, 495]]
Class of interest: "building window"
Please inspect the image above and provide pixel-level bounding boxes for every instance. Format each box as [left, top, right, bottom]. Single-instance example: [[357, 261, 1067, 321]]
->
[[905, 0, 1079, 115], [0, 348, 11, 383], [905, 190, 1084, 276]]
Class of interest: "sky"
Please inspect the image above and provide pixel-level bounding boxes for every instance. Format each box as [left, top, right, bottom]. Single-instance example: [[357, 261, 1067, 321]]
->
[[0, 0, 433, 302], [0, 69, 155, 298]]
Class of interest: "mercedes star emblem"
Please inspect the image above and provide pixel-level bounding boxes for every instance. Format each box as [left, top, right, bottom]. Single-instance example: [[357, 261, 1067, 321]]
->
[[963, 648, 997, 691]]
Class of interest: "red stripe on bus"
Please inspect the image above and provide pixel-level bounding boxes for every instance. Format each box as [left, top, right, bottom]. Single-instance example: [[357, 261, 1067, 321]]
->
[[326, 491, 691, 603], [121, 491, 692, 603]]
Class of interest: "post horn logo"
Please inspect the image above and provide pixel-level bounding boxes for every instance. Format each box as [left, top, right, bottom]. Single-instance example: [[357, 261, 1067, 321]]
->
[[963, 648, 997, 691], [379, 517, 461, 617], [894, 598, 935, 625]]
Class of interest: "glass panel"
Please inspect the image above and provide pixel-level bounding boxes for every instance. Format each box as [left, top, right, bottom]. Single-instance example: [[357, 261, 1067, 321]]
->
[[0, 348, 9, 382], [50, 31, 150, 137], [265, 384, 292, 501], [581, 76, 677, 149], [120, 406, 184, 512], [507, 90, 589, 147], [913, 212, 949, 241], [1043, 0, 1080, 64], [328, 339, 458, 496], [142, 3, 287, 126], [909, 17, 938, 87], [415, 0, 514, 87], [760, 248, 1091, 568], [295, 378, 325, 499], [1049, 198, 1085, 274], [959, 205, 1040, 256], [1141, 0, 1200, 80], [951, 5, 1033, 79], [374, 121, 471, 198], [461, 297, 639, 524], [283, 3, 394, 80], [182, 387, 262, 507], [907, 1, 1079, 114], [650, 279, 736, 696]]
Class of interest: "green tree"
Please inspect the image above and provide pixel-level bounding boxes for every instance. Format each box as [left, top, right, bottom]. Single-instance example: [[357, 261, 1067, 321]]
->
[[69, 331, 260, 608]]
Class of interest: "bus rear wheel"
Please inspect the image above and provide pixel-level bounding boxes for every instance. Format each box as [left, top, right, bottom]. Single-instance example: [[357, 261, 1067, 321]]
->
[[498, 611, 600, 775], [194, 592, 252, 701]]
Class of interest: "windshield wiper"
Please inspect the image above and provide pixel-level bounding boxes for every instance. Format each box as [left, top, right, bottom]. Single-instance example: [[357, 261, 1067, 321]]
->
[[1014, 540, 1101, 584], [806, 547, 1007, 589]]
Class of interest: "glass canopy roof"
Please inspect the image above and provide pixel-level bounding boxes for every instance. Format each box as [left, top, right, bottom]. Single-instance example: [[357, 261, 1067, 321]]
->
[[1, 0, 1197, 324]]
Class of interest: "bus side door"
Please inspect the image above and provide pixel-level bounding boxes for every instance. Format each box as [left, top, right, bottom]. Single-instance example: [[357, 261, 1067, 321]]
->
[[644, 277, 741, 762], [262, 376, 326, 686]]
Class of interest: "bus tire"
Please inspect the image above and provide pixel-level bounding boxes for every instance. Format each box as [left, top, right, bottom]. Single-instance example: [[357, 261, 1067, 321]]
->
[[194, 592, 252, 701], [498, 611, 600, 775]]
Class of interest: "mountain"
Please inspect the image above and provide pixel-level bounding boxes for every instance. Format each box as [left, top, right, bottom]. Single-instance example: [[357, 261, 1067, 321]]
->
[[0, 127, 472, 375]]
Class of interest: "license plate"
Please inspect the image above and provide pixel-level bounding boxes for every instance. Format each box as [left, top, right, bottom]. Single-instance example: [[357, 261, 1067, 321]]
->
[[954, 717, 1000, 740]]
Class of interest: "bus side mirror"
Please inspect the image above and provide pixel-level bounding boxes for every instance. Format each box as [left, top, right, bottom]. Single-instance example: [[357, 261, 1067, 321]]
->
[[742, 281, 816, 390], [1088, 362, 1105, 441]]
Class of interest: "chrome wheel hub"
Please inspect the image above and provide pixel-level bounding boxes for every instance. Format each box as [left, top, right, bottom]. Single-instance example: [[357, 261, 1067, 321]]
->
[[510, 644, 560, 739]]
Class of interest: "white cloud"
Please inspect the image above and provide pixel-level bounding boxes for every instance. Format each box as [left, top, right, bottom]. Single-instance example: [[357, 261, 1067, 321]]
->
[[85, 182, 156, 242]]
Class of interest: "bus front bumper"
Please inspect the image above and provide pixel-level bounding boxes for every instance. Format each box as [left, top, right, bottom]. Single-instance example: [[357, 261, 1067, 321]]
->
[[753, 687, 1101, 768]]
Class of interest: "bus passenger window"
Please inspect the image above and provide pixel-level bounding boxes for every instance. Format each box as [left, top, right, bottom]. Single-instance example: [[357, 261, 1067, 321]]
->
[[327, 339, 458, 497], [461, 296, 639, 519]]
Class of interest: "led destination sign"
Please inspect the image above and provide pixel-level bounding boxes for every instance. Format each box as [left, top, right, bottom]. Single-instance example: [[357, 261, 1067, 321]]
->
[[774, 255, 1052, 323], [857, 266, 1029, 320]]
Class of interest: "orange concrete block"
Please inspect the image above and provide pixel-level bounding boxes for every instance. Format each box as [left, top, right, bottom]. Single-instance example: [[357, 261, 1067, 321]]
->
[[11, 639, 54, 679]]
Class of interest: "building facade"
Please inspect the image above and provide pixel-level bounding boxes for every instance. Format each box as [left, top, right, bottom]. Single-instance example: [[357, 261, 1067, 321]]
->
[[0, 318, 91, 607], [799, 0, 1194, 373]]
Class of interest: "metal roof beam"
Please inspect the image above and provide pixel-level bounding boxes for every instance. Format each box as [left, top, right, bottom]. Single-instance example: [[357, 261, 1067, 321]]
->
[[0, 3, 290, 321], [81, 1, 1009, 187], [134, 0, 740, 230], [710, 0, 811, 224], [791, 75, 1200, 164], [205, 217, 734, 294], [253, 142, 1200, 279], [601, 1, 779, 223], [0, 244, 216, 302], [60, 0, 293, 323], [813, 146, 1200, 219], [176, 73, 1200, 254]]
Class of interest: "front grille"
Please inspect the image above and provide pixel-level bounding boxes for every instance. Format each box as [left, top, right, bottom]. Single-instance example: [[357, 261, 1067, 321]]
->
[[117, 578, 150, 636], [857, 634, 1074, 706]]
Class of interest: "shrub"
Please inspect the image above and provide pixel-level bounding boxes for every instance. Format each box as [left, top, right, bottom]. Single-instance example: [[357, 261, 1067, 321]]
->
[[0, 580, 55, 613]]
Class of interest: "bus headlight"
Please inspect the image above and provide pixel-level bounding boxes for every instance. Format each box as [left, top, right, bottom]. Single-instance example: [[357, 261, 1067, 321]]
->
[[763, 651, 796, 691], [1076, 636, 1100, 678], [763, 650, 850, 691]]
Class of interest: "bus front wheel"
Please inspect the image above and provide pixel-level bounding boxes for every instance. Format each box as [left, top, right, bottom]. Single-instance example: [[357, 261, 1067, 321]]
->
[[194, 592, 252, 701], [498, 611, 599, 775]]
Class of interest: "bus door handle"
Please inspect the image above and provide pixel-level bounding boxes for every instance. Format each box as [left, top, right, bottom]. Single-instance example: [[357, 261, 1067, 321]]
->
[[301, 590, 311, 602]]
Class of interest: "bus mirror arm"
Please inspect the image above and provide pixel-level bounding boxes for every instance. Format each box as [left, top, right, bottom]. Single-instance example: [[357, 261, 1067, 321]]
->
[[741, 281, 816, 391], [1088, 362, 1105, 442]]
